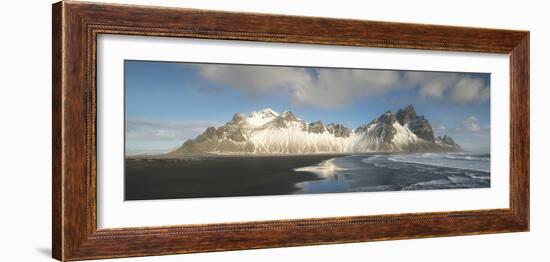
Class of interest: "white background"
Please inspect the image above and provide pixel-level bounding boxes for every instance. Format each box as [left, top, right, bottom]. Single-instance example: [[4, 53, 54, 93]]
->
[[98, 35, 509, 228], [0, 0, 547, 261]]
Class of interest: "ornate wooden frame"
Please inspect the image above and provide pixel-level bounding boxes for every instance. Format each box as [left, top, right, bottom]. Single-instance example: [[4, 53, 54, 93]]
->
[[52, 1, 529, 261]]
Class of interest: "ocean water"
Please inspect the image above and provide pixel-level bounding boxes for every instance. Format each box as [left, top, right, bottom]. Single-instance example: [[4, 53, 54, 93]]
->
[[294, 152, 490, 193]]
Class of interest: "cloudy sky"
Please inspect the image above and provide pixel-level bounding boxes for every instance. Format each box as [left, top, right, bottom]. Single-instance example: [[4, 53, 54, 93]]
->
[[125, 60, 491, 154]]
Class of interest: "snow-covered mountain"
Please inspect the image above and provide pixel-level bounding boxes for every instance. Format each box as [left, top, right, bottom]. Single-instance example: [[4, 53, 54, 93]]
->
[[170, 105, 462, 155]]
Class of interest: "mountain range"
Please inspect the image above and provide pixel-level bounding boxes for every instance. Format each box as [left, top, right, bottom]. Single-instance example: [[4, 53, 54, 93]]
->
[[169, 105, 462, 155]]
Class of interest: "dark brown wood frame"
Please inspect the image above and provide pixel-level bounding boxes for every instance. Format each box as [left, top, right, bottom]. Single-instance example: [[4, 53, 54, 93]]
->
[[52, 1, 530, 261]]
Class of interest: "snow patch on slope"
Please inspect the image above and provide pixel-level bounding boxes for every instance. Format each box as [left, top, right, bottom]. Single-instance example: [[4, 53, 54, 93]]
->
[[246, 108, 279, 127]]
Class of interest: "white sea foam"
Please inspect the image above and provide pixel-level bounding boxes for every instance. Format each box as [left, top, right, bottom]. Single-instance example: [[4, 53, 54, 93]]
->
[[444, 155, 490, 161], [464, 172, 491, 181], [294, 158, 348, 178], [294, 154, 490, 194], [402, 179, 452, 190], [448, 175, 469, 183], [388, 153, 490, 173]]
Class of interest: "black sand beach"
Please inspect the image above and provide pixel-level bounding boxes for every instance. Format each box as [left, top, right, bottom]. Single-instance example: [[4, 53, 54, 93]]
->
[[125, 152, 490, 201], [125, 155, 342, 200]]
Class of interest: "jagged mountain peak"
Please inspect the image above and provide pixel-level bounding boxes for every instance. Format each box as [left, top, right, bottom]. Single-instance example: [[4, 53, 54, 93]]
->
[[267, 111, 305, 129], [326, 123, 351, 138], [245, 108, 279, 127], [230, 112, 247, 123], [280, 111, 301, 121], [396, 105, 417, 122], [395, 104, 435, 142], [378, 111, 398, 124], [435, 134, 462, 151], [250, 108, 279, 118], [170, 107, 463, 155], [308, 121, 326, 134], [438, 134, 456, 144]]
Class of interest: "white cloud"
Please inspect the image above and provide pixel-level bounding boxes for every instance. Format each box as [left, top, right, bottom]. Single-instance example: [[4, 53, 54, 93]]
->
[[459, 116, 481, 132], [442, 116, 490, 152], [126, 118, 217, 142], [405, 72, 490, 103], [199, 64, 311, 96], [450, 116, 489, 133], [196, 64, 489, 108], [450, 77, 490, 103], [198, 64, 401, 108], [290, 69, 401, 108], [125, 118, 221, 155], [405, 72, 459, 99], [420, 80, 446, 98]]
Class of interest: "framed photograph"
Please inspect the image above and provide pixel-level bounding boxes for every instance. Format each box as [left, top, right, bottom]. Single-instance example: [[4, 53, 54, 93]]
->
[[52, 1, 529, 261]]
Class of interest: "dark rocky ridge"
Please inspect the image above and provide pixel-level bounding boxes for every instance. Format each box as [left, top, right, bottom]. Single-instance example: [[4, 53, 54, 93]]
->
[[326, 123, 351, 138], [171, 105, 462, 155], [376, 112, 398, 143], [308, 121, 326, 134], [396, 104, 435, 142]]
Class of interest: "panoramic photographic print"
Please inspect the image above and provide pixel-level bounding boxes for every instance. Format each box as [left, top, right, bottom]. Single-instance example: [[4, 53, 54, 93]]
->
[[124, 60, 491, 200]]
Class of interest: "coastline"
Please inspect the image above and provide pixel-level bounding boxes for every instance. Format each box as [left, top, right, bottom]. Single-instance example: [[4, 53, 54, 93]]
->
[[125, 152, 490, 200]]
